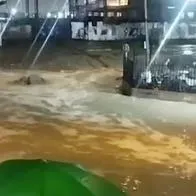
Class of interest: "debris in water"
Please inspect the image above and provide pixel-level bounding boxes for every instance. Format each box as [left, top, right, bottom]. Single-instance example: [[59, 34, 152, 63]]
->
[[11, 74, 46, 85]]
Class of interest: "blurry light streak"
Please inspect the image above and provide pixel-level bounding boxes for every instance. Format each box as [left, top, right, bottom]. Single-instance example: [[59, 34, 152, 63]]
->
[[57, 12, 63, 18], [0, 0, 21, 39], [149, 0, 190, 67], [136, 0, 190, 88], [22, 0, 59, 65], [30, 1, 68, 68]]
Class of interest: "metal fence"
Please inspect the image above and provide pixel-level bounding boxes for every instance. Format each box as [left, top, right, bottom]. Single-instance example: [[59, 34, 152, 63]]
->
[[132, 44, 196, 93]]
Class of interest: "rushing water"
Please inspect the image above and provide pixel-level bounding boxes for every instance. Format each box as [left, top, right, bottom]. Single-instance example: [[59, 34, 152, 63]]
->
[[0, 68, 196, 196]]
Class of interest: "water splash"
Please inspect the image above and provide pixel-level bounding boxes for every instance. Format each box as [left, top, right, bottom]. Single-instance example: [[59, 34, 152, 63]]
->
[[30, 0, 68, 68]]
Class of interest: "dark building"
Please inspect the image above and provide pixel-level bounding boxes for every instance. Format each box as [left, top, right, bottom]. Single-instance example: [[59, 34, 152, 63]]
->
[[69, 0, 187, 23], [69, 0, 144, 22]]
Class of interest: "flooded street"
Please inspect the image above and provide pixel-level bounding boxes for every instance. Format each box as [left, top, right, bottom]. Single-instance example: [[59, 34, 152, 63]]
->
[[0, 68, 196, 196]]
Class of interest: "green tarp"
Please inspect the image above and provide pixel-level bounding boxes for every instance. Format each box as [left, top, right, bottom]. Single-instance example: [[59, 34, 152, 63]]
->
[[0, 159, 126, 196]]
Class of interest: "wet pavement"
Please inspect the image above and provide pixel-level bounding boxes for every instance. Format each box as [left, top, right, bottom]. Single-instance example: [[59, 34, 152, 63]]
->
[[0, 69, 196, 196]]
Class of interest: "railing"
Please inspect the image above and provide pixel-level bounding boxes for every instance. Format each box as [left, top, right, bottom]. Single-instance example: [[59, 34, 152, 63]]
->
[[133, 44, 196, 93]]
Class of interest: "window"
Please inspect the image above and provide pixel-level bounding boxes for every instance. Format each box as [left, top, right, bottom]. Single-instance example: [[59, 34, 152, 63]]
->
[[108, 12, 114, 17], [77, 0, 86, 6], [100, 12, 104, 17], [88, 12, 92, 17], [117, 12, 122, 17], [93, 12, 99, 17], [88, 0, 96, 3], [187, 12, 194, 19], [107, 0, 128, 6]]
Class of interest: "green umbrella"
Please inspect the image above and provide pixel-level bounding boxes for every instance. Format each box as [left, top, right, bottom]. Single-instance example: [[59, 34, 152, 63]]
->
[[0, 159, 126, 196]]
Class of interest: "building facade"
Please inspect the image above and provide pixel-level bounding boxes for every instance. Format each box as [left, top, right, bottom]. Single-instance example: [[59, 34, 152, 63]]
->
[[1, 0, 196, 41]]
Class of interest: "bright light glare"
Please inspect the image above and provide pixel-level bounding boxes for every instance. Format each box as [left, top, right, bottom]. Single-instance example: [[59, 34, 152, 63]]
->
[[183, 49, 193, 55], [11, 8, 17, 16], [168, 6, 175, 9], [47, 12, 51, 18], [187, 11, 194, 18], [149, 0, 190, 67], [57, 12, 63, 18], [0, 17, 6, 20]]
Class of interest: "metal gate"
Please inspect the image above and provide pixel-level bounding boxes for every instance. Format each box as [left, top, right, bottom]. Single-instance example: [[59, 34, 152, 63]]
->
[[132, 44, 196, 93]]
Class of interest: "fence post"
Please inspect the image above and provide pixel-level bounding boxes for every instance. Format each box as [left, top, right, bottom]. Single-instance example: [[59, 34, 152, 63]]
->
[[121, 43, 134, 96], [0, 22, 2, 47]]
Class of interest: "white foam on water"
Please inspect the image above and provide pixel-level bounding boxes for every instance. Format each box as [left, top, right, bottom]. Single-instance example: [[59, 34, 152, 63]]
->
[[0, 70, 196, 127], [1, 86, 196, 127], [2, 71, 196, 178]]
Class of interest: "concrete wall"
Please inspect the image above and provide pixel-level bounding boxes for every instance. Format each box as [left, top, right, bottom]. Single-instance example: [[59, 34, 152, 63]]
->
[[71, 21, 163, 41], [88, 22, 146, 40], [71, 22, 85, 39]]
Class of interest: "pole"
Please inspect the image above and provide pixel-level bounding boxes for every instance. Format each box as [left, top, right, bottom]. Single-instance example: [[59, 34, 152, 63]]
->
[[25, 0, 29, 17], [32, 0, 39, 39], [0, 23, 2, 47], [144, 0, 150, 67], [121, 43, 134, 96], [34, 0, 39, 19]]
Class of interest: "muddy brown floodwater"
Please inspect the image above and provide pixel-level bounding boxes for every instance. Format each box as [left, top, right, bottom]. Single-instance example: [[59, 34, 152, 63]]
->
[[0, 69, 196, 196]]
